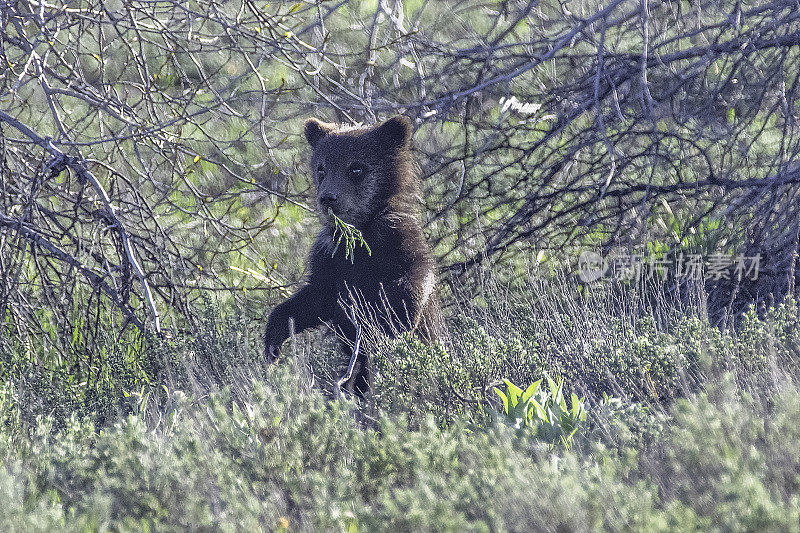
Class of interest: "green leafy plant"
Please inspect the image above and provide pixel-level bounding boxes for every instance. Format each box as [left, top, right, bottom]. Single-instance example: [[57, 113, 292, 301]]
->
[[329, 209, 371, 263], [493, 374, 587, 444]]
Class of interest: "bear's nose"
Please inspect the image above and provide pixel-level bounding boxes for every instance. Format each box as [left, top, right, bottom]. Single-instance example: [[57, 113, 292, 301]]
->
[[319, 192, 338, 206]]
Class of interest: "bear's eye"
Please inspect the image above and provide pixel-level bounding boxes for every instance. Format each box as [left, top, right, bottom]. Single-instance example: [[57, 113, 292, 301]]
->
[[316, 164, 326, 180], [348, 163, 365, 180]]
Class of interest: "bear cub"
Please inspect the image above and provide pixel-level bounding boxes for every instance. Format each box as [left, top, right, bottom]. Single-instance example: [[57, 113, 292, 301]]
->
[[264, 115, 443, 392]]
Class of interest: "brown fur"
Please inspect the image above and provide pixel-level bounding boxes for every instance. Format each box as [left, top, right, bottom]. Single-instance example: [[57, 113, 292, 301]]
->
[[264, 116, 443, 392]]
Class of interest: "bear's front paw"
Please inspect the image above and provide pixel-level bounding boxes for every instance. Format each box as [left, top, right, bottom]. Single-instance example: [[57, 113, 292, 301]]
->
[[263, 288, 304, 365], [264, 320, 286, 364], [266, 342, 281, 364]]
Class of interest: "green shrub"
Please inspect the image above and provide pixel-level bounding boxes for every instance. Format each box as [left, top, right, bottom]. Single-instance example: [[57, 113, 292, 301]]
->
[[647, 377, 800, 531], [1, 355, 800, 531], [493, 376, 588, 445], [0, 283, 798, 530]]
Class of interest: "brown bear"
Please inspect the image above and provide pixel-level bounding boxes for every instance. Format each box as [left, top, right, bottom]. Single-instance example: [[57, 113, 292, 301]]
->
[[264, 115, 443, 393]]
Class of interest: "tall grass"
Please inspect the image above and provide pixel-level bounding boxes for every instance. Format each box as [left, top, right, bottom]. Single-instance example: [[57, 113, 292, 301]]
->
[[0, 268, 798, 530]]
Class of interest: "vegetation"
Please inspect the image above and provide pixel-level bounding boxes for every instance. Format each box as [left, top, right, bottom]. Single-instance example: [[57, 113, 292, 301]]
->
[[2, 0, 800, 530], [0, 275, 797, 530]]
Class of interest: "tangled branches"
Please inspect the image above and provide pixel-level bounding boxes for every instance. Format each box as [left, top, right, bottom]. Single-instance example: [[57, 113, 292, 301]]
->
[[1, 0, 799, 362]]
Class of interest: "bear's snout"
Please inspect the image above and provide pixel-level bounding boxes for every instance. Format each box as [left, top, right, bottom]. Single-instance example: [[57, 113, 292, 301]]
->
[[319, 192, 338, 208]]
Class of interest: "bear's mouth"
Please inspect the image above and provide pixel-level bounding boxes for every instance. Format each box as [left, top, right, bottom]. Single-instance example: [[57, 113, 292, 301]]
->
[[325, 207, 362, 231], [321, 206, 343, 227]]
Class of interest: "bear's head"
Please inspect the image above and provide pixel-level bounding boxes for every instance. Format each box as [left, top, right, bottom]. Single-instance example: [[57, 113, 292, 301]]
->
[[304, 115, 414, 228]]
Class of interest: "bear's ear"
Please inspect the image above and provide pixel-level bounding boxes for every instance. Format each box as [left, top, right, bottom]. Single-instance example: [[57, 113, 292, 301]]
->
[[371, 115, 411, 151], [304, 118, 334, 148]]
